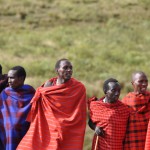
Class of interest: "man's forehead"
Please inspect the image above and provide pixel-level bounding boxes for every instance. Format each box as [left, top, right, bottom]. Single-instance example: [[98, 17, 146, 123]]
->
[[60, 60, 72, 66], [133, 73, 147, 80], [108, 82, 120, 87], [8, 70, 17, 76]]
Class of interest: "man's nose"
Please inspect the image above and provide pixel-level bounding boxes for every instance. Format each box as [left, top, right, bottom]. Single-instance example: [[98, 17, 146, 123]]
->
[[115, 91, 119, 95], [142, 81, 147, 85], [8, 78, 11, 82], [67, 68, 72, 71]]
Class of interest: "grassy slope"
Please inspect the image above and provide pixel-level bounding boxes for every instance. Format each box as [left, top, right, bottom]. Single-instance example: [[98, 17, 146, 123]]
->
[[0, 0, 150, 149]]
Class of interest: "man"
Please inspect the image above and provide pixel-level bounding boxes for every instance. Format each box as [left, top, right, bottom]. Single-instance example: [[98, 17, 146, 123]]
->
[[0, 64, 8, 93], [17, 58, 87, 150], [122, 71, 150, 150], [88, 78, 129, 150], [0, 66, 35, 150]]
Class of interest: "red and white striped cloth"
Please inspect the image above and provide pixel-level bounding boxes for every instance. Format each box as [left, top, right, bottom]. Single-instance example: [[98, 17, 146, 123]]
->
[[88, 96, 129, 150], [17, 78, 87, 150], [122, 92, 150, 150]]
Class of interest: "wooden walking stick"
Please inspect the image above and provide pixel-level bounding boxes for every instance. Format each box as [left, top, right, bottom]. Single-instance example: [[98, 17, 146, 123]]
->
[[94, 135, 99, 150]]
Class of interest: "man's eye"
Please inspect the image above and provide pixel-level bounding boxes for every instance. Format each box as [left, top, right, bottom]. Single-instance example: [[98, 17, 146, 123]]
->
[[138, 80, 147, 83], [63, 66, 72, 70], [63, 66, 67, 69]]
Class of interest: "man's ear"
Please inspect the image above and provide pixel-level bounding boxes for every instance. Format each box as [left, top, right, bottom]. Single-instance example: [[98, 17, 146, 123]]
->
[[104, 89, 107, 94], [19, 76, 25, 82]]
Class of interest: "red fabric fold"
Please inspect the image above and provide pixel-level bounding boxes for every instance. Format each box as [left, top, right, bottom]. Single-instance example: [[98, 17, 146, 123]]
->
[[17, 78, 87, 150], [122, 92, 150, 150], [145, 119, 150, 150], [88, 97, 129, 150]]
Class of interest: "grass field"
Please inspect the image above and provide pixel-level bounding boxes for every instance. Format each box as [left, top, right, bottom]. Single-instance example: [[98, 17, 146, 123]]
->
[[0, 0, 150, 149]]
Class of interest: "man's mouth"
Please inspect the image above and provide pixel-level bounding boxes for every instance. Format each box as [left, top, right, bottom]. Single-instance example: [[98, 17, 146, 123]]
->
[[141, 87, 147, 91], [9, 83, 13, 87], [66, 73, 72, 77]]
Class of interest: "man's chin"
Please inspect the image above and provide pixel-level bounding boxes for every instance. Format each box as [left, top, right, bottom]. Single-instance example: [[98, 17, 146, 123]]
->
[[65, 77, 71, 80], [9, 85, 15, 89], [64, 78, 71, 83], [139, 90, 147, 94]]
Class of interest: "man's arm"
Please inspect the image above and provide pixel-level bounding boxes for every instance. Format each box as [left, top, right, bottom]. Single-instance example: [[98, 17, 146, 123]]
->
[[88, 118, 105, 137]]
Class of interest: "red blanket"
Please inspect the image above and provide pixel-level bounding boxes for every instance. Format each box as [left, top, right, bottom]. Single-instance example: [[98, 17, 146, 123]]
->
[[145, 119, 150, 150], [17, 78, 86, 150], [122, 92, 150, 150], [88, 97, 129, 150]]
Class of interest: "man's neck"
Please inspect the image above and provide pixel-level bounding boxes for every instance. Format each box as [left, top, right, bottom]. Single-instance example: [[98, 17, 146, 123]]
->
[[56, 78, 65, 85]]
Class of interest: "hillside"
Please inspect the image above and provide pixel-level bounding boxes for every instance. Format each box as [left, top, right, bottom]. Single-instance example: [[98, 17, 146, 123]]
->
[[0, 0, 150, 149]]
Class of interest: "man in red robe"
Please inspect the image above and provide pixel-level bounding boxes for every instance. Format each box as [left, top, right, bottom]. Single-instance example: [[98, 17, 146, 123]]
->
[[88, 78, 129, 150], [122, 71, 150, 150], [17, 58, 87, 150]]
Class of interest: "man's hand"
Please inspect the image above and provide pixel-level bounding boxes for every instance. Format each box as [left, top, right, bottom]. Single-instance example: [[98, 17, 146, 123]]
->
[[95, 126, 105, 137]]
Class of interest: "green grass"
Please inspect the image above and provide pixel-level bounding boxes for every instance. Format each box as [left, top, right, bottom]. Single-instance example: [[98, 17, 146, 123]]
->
[[0, 0, 150, 149]]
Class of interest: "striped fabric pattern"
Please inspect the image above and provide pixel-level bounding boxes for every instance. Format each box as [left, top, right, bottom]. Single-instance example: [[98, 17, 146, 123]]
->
[[122, 92, 150, 150], [0, 85, 35, 150], [145, 119, 150, 150], [88, 97, 129, 150], [17, 78, 87, 150]]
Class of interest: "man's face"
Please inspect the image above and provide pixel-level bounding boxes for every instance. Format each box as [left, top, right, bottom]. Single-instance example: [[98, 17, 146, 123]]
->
[[57, 60, 73, 82], [105, 82, 121, 103], [8, 70, 23, 89], [132, 73, 148, 94]]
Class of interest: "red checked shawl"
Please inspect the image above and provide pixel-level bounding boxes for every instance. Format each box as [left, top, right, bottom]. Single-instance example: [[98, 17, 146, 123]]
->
[[122, 91, 150, 150], [17, 78, 86, 150], [145, 119, 150, 150], [88, 97, 129, 150]]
